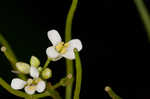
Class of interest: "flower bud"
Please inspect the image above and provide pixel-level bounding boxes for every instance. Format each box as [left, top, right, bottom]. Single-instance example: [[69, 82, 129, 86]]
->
[[30, 56, 40, 67], [16, 62, 30, 74], [42, 68, 52, 79], [38, 67, 42, 72]]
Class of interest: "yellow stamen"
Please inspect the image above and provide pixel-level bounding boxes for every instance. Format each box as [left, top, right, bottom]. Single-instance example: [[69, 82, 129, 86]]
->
[[28, 86, 36, 91], [34, 78, 41, 84], [27, 79, 33, 85], [56, 42, 64, 51], [60, 47, 67, 54], [64, 43, 69, 47], [55, 42, 69, 54]]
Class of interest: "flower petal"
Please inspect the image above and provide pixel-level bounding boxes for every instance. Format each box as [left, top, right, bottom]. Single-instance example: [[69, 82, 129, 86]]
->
[[48, 29, 62, 46], [11, 78, 26, 90], [62, 39, 82, 60], [25, 86, 36, 95], [30, 66, 39, 78], [46, 46, 60, 59], [62, 49, 75, 59], [36, 80, 46, 93], [68, 39, 82, 51]]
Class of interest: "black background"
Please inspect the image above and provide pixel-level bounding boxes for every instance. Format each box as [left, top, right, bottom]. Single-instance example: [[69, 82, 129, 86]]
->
[[0, 0, 150, 99]]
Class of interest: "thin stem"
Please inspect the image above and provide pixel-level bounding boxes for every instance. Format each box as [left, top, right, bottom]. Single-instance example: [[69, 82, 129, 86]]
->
[[53, 82, 62, 89], [65, 0, 78, 99], [73, 49, 82, 99], [65, 0, 78, 42], [43, 58, 51, 69], [134, 0, 150, 41], [105, 86, 122, 99], [65, 60, 74, 99], [47, 83, 62, 99], [0, 34, 17, 68], [53, 75, 72, 89], [0, 34, 26, 80]]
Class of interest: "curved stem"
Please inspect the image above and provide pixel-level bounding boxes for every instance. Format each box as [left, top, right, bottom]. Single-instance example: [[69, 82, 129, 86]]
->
[[0, 34, 17, 66], [65, 0, 78, 42], [105, 86, 122, 99], [0, 34, 26, 80], [73, 49, 82, 99], [134, 0, 150, 41], [43, 58, 51, 69], [65, 0, 78, 99]]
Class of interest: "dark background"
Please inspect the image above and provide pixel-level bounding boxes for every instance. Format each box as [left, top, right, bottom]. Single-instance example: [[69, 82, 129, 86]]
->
[[0, 0, 150, 99]]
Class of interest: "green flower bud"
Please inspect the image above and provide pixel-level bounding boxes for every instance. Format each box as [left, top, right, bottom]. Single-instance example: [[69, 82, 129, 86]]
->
[[38, 66, 42, 72], [16, 62, 30, 74], [30, 56, 40, 67], [42, 68, 52, 79]]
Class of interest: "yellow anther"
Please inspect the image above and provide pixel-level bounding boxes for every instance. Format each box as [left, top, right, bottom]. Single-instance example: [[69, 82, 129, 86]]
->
[[56, 42, 64, 51], [56, 42, 69, 54], [34, 78, 41, 84], [64, 43, 69, 47], [28, 86, 36, 91], [60, 47, 67, 54], [27, 79, 33, 85]]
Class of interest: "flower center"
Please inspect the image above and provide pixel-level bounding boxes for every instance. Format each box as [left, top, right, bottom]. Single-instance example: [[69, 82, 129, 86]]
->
[[27, 85, 36, 91], [55, 42, 69, 54], [27, 78, 41, 86]]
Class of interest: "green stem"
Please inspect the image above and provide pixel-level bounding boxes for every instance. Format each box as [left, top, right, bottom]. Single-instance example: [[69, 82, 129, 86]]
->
[[0, 34, 26, 80], [65, 0, 78, 99], [0, 34, 17, 68], [43, 58, 51, 69], [47, 83, 62, 99], [105, 86, 122, 99], [65, 60, 73, 99], [134, 0, 150, 41], [65, 0, 78, 42], [53, 76, 72, 89], [73, 49, 82, 99]]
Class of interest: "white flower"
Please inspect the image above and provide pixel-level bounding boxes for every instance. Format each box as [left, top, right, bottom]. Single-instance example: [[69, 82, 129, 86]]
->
[[46, 29, 82, 60], [11, 66, 46, 95]]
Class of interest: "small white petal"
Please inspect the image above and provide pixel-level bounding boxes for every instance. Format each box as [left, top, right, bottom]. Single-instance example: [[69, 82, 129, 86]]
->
[[30, 66, 39, 78], [11, 78, 26, 90], [25, 86, 36, 95], [48, 30, 62, 46], [46, 46, 60, 59], [62, 39, 82, 60], [68, 39, 82, 51], [36, 81, 46, 93]]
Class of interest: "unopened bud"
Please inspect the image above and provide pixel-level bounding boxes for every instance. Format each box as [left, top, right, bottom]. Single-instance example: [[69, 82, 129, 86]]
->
[[30, 56, 40, 67], [42, 68, 52, 79], [16, 62, 30, 74], [38, 67, 42, 72]]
